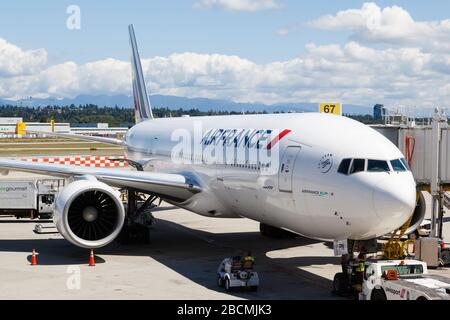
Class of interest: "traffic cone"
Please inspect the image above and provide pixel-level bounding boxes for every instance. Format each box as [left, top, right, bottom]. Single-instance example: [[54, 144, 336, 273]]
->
[[31, 249, 37, 266], [89, 249, 95, 267]]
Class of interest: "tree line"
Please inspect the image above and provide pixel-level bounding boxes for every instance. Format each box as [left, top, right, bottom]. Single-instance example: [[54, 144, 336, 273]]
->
[[0, 104, 379, 126]]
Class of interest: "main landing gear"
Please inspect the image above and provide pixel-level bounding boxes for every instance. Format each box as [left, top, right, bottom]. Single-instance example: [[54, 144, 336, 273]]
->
[[117, 189, 159, 245]]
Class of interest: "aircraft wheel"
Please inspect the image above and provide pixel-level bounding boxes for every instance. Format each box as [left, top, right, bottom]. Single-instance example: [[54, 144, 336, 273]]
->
[[117, 224, 150, 245], [333, 272, 348, 296]]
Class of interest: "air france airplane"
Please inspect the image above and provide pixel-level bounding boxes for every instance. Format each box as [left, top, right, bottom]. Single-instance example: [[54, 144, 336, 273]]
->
[[0, 25, 419, 250]]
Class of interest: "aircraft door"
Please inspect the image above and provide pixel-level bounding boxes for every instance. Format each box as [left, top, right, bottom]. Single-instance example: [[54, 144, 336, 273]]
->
[[278, 146, 301, 192]]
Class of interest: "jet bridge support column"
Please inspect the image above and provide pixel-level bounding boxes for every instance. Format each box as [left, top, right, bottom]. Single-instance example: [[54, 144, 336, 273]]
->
[[430, 108, 447, 239], [438, 194, 444, 240]]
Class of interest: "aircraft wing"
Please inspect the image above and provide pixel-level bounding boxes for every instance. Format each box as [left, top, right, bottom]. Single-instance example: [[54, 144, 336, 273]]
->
[[26, 130, 126, 146], [0, 159, 201, 202]]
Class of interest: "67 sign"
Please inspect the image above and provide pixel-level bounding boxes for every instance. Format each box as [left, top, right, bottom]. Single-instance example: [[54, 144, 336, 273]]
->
[[319, 103, 342, 116]]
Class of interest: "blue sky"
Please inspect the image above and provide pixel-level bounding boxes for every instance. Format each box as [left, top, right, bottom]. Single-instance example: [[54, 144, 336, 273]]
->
[[0, 1, 450, 108], [1, 0, 449, 64]]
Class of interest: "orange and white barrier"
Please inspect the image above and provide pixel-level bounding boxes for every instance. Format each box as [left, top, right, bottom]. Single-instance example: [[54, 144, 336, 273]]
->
[[22, 156, 128, 167]]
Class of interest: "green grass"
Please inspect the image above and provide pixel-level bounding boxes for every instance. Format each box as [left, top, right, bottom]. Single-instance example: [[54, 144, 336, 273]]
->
[[0, 143, 118, 149], [0, 138, 124, 157], [0, 138, 77, 143]]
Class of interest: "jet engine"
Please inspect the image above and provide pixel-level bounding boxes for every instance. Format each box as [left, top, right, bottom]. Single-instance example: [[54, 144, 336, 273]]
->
[[54, 178, 125, 248], [405, 191, 426, 235]]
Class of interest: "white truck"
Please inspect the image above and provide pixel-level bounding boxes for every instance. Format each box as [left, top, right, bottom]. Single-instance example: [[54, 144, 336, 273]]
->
[[360, 260, 450, 300], [217, 256, 259, 291], [0, 179, 64, 219]]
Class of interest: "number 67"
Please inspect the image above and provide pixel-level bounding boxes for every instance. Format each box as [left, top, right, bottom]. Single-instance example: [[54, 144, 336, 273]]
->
[[324, 105, 335, 113]]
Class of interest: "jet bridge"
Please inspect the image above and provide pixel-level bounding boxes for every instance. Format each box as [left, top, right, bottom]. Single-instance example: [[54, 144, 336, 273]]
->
[[371, 109, 450, 239]]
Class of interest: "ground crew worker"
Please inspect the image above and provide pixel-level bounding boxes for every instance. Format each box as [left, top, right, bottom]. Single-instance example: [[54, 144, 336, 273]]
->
[[244, 251, 255, 263], [355, 253, 365, 275], [243, 251, 255, 269], [353, 252, 366, 293]]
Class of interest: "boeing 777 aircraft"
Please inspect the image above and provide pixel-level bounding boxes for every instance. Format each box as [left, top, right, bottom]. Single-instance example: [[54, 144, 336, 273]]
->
[[0, 25, 423, 250]]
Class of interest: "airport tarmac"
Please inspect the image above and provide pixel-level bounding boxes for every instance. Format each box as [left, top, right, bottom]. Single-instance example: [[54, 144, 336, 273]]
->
[[0, 172, 449, 300], [0, 204, 347, 300]]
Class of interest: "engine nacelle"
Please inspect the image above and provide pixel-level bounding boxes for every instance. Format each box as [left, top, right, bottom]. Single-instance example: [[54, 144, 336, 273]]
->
[[54, 178, 125, 248], [405, 191, 426, 235]]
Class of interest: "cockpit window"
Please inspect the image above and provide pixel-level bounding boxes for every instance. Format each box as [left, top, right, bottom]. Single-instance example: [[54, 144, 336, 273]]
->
[[367, 160, 390, 172], [338, 159, 352, 175], [400, 158, 410, 171], [341, 158, 407, 175], [349, 159, 365, 174], [391, 159, 407, 172]]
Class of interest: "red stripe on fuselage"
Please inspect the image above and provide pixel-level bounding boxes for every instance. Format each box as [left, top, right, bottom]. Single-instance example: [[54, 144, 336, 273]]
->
[[266, 129, 292, 150]]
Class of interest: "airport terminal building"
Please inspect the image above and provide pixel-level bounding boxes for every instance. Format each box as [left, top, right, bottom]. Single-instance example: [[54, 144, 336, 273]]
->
[[0, 117, 127, 138]]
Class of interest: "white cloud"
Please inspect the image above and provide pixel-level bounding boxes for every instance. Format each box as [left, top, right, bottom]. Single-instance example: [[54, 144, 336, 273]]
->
[[195, 0, 281, 12], [1, 35, 450, 108], [308, 2, 380, 31], [0, 39, 47, 77], [308, 2, 450, 52], [40, 59, 131, 98]]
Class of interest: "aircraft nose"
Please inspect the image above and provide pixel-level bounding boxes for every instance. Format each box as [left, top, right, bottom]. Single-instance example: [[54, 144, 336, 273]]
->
[[372, 175, 416, 222]]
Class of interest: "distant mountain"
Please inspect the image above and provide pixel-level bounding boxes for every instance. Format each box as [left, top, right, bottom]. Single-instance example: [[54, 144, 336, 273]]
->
[[0, 94, 373, 115], [143, 95, 372, 115], [0, 95, 133, 108]]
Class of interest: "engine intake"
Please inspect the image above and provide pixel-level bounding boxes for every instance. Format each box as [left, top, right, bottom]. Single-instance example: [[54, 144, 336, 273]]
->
[[54, 179, 125, 248]]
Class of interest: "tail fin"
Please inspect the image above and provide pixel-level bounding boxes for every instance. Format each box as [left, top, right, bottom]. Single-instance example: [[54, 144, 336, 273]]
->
[[129, 24, 153, 122]]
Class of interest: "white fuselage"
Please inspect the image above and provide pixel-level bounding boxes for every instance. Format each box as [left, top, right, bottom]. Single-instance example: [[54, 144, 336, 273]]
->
[[124, 113, 416, 241]]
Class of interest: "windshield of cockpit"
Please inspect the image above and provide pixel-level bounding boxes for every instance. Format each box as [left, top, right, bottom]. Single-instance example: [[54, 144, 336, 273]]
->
[[337, 158, 410, 175]]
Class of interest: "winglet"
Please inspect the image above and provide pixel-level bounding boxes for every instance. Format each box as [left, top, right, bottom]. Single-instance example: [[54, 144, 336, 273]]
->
[[129, 24, 153, 122]]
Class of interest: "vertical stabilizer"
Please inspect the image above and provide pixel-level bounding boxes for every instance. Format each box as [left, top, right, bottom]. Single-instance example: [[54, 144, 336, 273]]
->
[[129, 24, 153, 122]]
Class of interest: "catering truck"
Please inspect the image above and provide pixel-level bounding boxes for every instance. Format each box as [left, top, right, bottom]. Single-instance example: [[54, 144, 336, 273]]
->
[[0, 179, 64, 219]]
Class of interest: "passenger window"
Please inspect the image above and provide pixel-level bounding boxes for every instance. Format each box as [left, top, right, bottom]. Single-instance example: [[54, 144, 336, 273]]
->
[[367, 160, 390, 172], [349, 159, 365, 174], [338, 159, 351, 175], [391, 159, 406, 172]]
